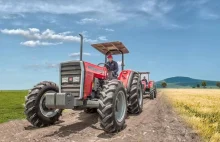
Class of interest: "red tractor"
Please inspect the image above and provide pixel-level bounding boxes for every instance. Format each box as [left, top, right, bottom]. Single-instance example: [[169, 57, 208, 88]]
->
[[139, 72, 157, 100], [24, 34, 143, 133]]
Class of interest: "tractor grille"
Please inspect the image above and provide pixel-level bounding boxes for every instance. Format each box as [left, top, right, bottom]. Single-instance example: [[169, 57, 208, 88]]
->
[[60, 61, 83, 97]]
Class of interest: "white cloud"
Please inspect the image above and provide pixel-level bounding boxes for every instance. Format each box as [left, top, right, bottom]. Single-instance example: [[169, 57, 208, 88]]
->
[[20, 40, 62, 47], [0, 0, 194, 28], [77, 18, 99, 25], [1, 0, 214, 28], [60, 31, 73, 35], [0, 0, 132, 25], [0, 28, 103, 45], [1, 29, 29, 36], [98, 36, 107, 41], [41, 29, 81, 42], [0, 28, 80, 42], [83, 53, 91, 56], [29, 28, 40, 33], [105, 28, 114, 32], [84, 38, 98, 43], [69, 52, 92, 57], [0, 1, 96, 14]]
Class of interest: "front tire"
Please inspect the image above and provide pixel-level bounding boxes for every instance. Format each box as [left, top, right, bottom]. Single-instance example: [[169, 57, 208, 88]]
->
[[97, 80, 127, 133], [24, 81, 62, 127], [150, 90, 154, 100], [154, 89, 157, 98], [128, 74, 143, 114]]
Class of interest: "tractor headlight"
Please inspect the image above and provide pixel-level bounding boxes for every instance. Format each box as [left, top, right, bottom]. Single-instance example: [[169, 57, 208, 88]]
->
[[72, 76, 80, 83], [62, 77, 68, 83]]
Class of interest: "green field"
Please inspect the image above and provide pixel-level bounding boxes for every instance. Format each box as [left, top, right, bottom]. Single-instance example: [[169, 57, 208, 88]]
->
[[0, 90, 27, 123]]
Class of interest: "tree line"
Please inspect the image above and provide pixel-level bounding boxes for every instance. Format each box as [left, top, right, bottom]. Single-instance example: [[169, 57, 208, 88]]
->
[[160, 81, 220, 88]]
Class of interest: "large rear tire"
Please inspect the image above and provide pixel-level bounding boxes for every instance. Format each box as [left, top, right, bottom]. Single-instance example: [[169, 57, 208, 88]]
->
[[24, 81, 62, 127], [128, 74, 143, 114], [97, 80, 127, 133]]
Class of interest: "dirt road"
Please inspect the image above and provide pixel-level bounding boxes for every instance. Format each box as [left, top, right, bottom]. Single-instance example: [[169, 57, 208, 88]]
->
[[0, 92, 201, 142]]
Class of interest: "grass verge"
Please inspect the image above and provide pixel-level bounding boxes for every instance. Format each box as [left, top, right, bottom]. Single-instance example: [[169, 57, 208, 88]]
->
[[0, 90, 27, 123]]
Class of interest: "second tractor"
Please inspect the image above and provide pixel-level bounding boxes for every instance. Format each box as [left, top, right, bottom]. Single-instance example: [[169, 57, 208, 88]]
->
[[139, 72, 157, 100]]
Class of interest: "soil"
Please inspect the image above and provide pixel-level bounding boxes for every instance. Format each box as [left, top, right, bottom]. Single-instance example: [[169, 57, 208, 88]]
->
[[0, 92, 201, 142]]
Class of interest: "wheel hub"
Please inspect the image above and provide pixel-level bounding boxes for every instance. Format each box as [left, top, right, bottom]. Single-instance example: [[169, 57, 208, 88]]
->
[[41, 98, 50, 111], [39, 91, 59, 118], [115, 91, 126, 123]]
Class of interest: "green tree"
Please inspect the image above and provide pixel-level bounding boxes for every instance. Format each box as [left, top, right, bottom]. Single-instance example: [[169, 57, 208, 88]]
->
[[216, 82, 220, 88], [201, 81, 207, 88], [161, 82, 167, 88], [197, 84, 200, 88]]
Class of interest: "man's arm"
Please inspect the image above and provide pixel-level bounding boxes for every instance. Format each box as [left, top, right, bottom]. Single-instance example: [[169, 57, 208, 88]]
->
[[114, 61, 118, 73], [105, 62, 109, 70]]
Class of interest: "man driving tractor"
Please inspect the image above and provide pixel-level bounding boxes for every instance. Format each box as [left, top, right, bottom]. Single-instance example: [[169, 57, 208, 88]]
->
[[105, 54, 118, 78], [142, 76, 148, 84]]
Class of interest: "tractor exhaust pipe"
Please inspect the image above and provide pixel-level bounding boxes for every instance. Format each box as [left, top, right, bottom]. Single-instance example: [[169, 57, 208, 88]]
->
[[79, 34, 83, 61]]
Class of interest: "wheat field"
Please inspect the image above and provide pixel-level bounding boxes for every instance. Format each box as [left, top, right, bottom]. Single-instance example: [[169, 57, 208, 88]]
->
[[162, 89, 220, 142]]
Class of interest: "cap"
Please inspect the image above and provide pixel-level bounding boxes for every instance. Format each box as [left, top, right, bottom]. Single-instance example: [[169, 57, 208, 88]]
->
[[107, 54, 113, 59]]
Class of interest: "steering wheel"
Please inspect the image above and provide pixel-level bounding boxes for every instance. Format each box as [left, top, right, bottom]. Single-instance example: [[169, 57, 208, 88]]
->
[[97, 63, 110, 70]]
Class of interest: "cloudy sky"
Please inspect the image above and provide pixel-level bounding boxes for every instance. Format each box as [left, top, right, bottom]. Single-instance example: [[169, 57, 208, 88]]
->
[[0, 0, 220, 89]]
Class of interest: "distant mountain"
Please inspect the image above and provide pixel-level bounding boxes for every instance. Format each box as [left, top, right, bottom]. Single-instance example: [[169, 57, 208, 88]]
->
[[156, 76, 219, 88]]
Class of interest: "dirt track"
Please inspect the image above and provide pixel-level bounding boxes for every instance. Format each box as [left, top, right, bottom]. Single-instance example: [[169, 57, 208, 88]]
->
[[0, 92, 201, 142]]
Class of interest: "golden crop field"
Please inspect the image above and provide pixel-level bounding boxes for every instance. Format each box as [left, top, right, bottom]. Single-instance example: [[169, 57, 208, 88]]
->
[[162, 89, 220, 142]]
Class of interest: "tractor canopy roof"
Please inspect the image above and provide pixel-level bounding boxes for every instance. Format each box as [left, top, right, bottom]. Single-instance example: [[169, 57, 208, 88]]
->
[[91, 41, 129, 55], [138, 72, 150, 74]]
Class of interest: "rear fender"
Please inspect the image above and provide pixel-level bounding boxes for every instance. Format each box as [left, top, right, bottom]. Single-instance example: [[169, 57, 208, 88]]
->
[[118, 70, 139, 93], [148, 81, 154, 89]]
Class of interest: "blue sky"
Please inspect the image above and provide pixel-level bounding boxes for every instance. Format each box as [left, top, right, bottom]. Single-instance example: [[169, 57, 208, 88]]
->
[[0, 0, 220, 90]]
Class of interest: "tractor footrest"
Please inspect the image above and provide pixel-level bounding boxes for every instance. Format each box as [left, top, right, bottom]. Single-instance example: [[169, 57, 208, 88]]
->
[[45, 93, 83, 109]]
